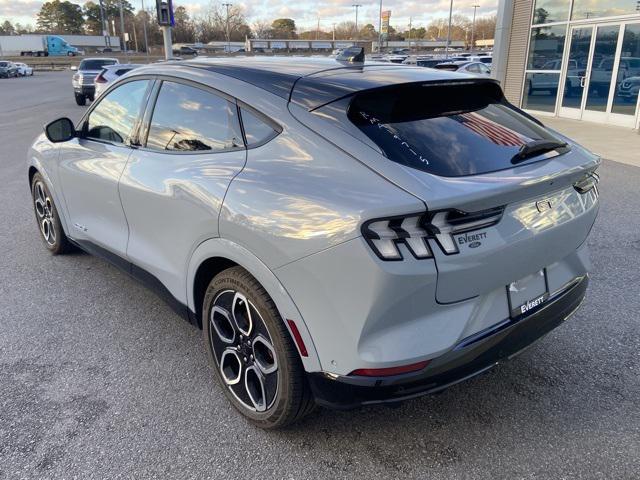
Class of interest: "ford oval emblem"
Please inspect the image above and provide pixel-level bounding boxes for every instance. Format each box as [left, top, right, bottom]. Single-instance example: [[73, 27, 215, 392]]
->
[[469, 241, 482, 248]]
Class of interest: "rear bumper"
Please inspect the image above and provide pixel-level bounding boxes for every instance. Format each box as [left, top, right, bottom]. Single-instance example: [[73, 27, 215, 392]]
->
[[308, 275, 588, 410], [74, 85, 95, 96]]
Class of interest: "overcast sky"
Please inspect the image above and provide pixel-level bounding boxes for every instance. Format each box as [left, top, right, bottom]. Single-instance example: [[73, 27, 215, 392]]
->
[[1, 0, 498, 31]]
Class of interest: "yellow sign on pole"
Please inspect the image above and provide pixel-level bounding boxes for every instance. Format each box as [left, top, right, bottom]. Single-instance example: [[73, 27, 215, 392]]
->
[[381, 10, 391, 36]]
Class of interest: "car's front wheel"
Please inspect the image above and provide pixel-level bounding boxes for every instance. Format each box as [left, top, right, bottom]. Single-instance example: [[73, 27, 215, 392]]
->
[[75, 93, 86, 106], [31, 173, 73, 254], [203, 266, 315, 428]]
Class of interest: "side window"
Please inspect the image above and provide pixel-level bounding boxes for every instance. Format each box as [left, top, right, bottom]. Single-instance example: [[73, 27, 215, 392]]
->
[[467, 63, 480, 73], [479, 64, 491, 74], [146, 81, 240, 152], [86, 80, 149, 144], [240, 108, 279, 146]]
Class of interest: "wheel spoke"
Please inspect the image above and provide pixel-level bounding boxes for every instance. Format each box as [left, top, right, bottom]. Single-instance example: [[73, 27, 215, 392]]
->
[[220, 348, 242, 385], [252, 335, 278, 375], [210, 306, 236, 344], [232, 292, 252, 337], [244, 365, 266, 412], [34, 197, 45, 218]]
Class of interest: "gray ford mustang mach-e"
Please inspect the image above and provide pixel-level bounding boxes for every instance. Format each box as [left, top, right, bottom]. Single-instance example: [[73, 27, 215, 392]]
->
[[28, 57, 600, 428]]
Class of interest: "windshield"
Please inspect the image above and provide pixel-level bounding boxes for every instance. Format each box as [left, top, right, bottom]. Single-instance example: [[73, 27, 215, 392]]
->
[[79, 59, 117, 70], [0, 62, 8, 67], [347, 81, 564, 177]]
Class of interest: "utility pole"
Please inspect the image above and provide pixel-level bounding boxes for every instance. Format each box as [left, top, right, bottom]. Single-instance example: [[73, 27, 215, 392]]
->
[[445, 0, 453, 59], [223, 3, 232, 53], [471, 4, 480, 51], [316, 17, 320, 40], [141, 0, 149, 57], [98, 0, 109, 48], [408, 16, 412, 51], [352, 4, 361, 41], [377, 0, 382, 53], [119, 0, 128, 57], [332, 23, 336, 41]]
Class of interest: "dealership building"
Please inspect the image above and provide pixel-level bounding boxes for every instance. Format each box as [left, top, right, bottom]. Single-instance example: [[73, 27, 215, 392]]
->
[[494, 0, 640, 129]]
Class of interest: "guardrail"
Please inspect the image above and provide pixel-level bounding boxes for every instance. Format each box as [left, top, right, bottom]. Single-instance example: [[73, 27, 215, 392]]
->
[[30, 63, 72, 71]]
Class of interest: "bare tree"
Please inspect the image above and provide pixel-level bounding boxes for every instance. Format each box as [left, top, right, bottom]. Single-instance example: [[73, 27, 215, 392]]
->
[[252, 19, 272, 39]]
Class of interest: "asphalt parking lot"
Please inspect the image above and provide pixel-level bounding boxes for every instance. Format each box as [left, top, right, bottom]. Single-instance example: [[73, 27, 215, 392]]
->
[[1, 71, 639, 479]]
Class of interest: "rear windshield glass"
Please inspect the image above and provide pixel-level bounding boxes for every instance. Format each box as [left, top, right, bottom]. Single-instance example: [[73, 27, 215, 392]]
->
[[0, 62, 8, 67], [80, 59, 117, 70], [348, 82, 561, 177]]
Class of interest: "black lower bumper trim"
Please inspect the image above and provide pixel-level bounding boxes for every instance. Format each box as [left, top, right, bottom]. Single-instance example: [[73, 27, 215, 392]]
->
[[308, 276, 588, 410]]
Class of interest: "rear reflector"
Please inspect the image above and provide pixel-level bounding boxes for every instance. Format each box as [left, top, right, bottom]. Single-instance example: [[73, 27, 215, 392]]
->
[[349, 360, 430, 377], [286, 319, 308, 357]]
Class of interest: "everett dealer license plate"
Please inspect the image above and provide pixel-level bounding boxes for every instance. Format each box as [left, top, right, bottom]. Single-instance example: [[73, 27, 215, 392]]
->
[[507, 269, 549, 319]]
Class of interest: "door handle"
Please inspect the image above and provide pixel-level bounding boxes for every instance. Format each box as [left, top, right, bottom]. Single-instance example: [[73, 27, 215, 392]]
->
[[580, 76, 586, 88]]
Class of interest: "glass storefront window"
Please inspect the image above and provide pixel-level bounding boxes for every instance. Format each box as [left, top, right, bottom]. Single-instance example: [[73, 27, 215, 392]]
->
[[585, 26, 620, 112], [612, 23, 640, 115], [572, 1, 640, 20], [532, 0, 571, 24], [523, 72, 561, 111], [527, 26, 567, 69]]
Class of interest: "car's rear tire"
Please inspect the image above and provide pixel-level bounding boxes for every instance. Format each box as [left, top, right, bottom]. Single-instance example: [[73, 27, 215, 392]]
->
[[75, 93, 86, 106], [203, 266, 315, 429], [31, 173, 74, 255]]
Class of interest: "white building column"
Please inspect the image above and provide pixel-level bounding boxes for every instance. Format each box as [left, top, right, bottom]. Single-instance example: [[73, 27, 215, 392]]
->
[[492, 0, 515, 86]]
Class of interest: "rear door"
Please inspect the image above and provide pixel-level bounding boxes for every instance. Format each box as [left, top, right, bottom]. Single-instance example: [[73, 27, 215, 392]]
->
[[119, 79, 246, 298]]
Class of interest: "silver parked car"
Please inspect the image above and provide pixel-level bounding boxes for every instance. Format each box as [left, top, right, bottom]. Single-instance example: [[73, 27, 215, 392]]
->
[[71, 57, 118, 105], [94, 63, 142, 98], [434, 60, 492, 76], [28, 57, 600, 428]]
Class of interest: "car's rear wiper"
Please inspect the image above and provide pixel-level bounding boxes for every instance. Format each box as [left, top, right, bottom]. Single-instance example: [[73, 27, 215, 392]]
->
[[511, 139, 568, 164]]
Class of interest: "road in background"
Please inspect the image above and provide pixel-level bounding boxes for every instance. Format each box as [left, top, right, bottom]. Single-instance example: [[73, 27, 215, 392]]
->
[[1, 72, 639, 479]]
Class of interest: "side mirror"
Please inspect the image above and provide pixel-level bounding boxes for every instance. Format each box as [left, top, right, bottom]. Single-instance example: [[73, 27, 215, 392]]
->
[[44, 118, 76, 143], [70, 65, 77, 71]]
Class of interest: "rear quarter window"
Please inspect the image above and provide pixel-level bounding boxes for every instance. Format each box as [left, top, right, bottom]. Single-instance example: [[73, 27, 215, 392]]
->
[[347, 81, 562, 177], [240, 108, 280, 146]]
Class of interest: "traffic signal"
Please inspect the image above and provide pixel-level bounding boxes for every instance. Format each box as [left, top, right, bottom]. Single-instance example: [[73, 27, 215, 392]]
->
[[156, 0, 174, 26]]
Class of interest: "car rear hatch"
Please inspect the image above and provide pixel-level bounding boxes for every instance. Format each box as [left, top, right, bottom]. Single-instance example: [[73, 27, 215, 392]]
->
[[292, 75, 600, 304]]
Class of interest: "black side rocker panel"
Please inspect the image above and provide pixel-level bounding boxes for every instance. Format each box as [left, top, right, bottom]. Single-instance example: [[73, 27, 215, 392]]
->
[[70, 239, 199, 326]]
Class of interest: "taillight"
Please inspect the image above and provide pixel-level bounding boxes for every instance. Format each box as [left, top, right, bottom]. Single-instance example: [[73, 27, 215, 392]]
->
[[362, 214, 433, 261], [95, 72, 107, 83], [362, 207, 504, 260]]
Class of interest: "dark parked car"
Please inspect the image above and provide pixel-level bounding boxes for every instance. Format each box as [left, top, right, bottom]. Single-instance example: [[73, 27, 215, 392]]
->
[[173, 46, 198, 56], [0, 61, 19, 78]]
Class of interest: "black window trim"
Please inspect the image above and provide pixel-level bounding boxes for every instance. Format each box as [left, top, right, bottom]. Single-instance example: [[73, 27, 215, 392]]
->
[[137, 75, 246, 155], [77, 75, 156, 148], [236, 99, 283, 149]]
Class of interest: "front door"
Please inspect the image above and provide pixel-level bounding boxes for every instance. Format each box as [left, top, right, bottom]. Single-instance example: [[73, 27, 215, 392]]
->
[[560, 22, 640, 127], [57, 79, 152, 256]]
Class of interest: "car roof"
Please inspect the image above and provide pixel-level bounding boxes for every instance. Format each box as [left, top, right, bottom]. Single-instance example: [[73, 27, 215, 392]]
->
[[135, 56, 478, 110]]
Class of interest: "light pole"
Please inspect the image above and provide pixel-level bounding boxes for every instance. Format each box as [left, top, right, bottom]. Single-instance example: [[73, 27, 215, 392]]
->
[[223, 3, 232, 53], [98, 0, 109, 48], [445, 0, 453, 59], [352, 4, 361, 41], [377, 0, 382, 52], [141, 0, 149, 57], [332, 23, 336, 41], [119, 0, 127, 57], [470, 4, 480, 51]]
